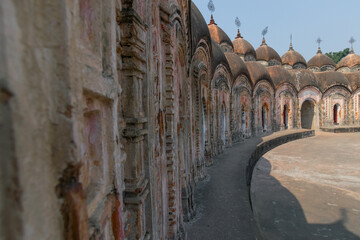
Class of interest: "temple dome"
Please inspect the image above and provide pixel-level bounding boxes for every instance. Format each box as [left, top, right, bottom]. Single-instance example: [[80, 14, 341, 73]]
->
[[315, 72, 351, 92], [190, 2, 211, 54], [232, 30, 256, 61], [343, 72, 360, 91], [267, 66, 296, 88], [307, 48, 335, 71], [245, 61, 273, 86], [281, 44, 307, 69], [211, 39, 230, 74], [208, 16, 233, 52], [336, 52, 360, 71], [288, 69, 322, 92], [224, 52, 250, 81], [256, 38, 281, 66]]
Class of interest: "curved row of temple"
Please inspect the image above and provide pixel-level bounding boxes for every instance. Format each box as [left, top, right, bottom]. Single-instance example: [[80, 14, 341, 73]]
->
[[191, 2, 360, 146], [182, 4, 360, 233], [4, 1, 360, 239]]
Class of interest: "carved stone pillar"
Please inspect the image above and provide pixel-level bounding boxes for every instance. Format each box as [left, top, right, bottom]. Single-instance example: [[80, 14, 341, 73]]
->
[[119, 8, 150, 240], [161, 7, 184, 238], [251, 97, 256, 136]]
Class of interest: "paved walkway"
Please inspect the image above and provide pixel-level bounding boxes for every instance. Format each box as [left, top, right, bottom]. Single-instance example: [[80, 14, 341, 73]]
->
[[185, 130, 311, 240]]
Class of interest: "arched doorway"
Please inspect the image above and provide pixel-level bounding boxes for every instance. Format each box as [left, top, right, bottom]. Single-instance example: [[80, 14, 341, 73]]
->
[[262, 104, 268, 131], [333, 104, 340, 124], [283, 104, 289, 129], [301, 100, 315, 129]]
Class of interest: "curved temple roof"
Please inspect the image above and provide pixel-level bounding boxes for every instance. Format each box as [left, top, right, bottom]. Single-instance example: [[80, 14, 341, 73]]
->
[[256, 39, 281, 63], [224, 52, 250, 81], [232, 35, 256, 59], [208, 20, 234, 49], [211, 39, 231, 75], [289, 69, 322, 92], [281, 45, 307, 67], [267, 66, 296, 89], [315, 72, 351, 92], [308, 48, 335, 68], [245, 61, 273, 86], [343, 72, 360, 91], [337, 52, 360, 69], [190, 2, 212, 54]]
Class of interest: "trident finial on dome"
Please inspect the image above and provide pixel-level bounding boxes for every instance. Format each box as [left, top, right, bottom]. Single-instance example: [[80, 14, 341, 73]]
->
[[289, 34, 294, 50], [316, 37, 322, 54], [208, 0, 216, 25], [235, 17, 242, 39], [349, 37, 356, 53], [261, 26, 268, 46]]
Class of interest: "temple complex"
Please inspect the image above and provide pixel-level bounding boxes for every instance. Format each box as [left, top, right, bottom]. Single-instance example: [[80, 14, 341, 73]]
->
[[1, 0, 359, 239]]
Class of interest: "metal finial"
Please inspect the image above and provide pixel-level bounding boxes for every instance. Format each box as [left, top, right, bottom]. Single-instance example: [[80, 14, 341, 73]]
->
[[207, 0, 216, 25], [349, 37, 356, 53], [261, 26, 268, 46], [289, 34, 293, 50], [262, 26, 269, 37], [208, 0, 215, 13], [235, 17, 241, 28], [235, 17, 242, 39], [316, 38, 322, 47], [316, 38, 322, 53]]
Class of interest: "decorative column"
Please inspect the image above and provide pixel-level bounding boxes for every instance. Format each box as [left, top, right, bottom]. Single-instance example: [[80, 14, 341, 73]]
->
[[119, 7, 150, 240], [229, 96, 235, 141], [205, 89, 213, 165], [161, 7, 184, 239], [250, 97, 256, 136]]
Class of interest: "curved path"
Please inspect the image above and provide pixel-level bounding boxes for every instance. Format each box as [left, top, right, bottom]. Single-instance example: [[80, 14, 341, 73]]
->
[[251, 132, 360, 239], [185, 130, 314, 240]]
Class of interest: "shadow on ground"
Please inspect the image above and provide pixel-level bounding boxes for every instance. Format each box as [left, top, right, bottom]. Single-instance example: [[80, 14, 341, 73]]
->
[[251, 158, 360, 240]]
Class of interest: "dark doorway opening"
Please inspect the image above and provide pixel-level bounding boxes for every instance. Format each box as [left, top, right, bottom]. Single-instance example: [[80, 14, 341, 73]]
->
[[301, 100, 315, 129], [283, 104, 289, 129], [333, 104, 340, 125], [262, 104, 268, 131]]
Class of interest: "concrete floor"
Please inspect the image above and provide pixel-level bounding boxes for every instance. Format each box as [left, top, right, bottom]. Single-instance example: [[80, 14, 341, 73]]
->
[[185, 130, 311, 240], [251, 132, 360, 240], [185, 136, 260, 240]]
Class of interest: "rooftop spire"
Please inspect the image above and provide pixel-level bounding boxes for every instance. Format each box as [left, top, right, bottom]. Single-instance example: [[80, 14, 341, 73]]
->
[[209, 14, 216, 25], [208, 0, 216, 25], [289, 34, 294, 51], [261, 37, 267, 46], [316, 37, 322, 54], [261, 26, 268, 46], [349, 37, 356, 53], [235, 17, 242, 39]]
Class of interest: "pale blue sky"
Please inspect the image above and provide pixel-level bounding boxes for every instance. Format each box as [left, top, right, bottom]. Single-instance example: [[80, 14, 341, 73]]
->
[[192, 0, 360, 61]]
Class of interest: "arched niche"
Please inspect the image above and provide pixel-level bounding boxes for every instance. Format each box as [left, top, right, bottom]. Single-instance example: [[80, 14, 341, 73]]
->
[[253, 80, 275, 134], [231, 75, 252, 140], [301, 99, 316, 129], [275, 84, 297, 131], [298, 87, 322, 129], [211, 64, 232, 151], [322, 86, 351, 126]]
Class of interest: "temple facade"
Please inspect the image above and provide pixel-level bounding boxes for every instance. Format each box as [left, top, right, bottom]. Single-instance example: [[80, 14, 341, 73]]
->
[[1, 1, 360, 239]]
